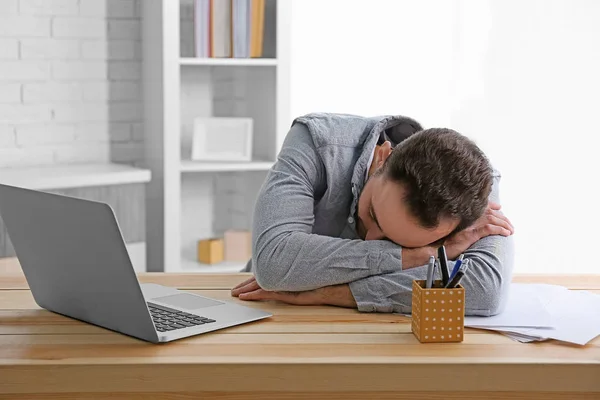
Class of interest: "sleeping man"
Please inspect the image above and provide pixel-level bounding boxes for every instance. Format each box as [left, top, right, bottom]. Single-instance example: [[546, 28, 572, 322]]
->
[[231, 113, 514, 316]]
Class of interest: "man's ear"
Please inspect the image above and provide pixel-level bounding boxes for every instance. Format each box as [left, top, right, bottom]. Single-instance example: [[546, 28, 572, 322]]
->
[[375, 141, 393, 169]]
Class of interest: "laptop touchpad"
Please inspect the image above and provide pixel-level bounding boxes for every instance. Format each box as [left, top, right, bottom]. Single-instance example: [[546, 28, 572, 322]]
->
[[154, 293, 224, 310]]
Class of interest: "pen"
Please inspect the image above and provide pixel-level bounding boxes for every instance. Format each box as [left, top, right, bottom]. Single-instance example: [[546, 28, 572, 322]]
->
[[449, 254, 465, 280], [438, 245, 450, 286], [425, 256, 435, 289], [445, 260, 470, 288]]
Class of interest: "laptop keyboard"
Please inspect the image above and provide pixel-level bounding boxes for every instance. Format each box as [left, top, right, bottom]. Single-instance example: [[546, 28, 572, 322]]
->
[[147, 302, 216, 332]]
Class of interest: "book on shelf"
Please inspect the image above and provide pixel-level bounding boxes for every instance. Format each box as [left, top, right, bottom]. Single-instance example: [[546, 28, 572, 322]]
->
[[194, 0, 265, 59], [194, 0, 210, 58], [232, 0, 249, 57], [212, 0, 232, 57], [250, 0, 265, 58]]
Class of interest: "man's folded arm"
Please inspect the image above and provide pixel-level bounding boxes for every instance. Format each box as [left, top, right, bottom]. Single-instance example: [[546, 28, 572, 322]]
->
[[349, 174, 515, 316], [252, 123, 405, 292]]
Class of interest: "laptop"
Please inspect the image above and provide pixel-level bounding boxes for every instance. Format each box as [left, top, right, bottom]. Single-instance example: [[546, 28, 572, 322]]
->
[[0, 184, 271, 343]]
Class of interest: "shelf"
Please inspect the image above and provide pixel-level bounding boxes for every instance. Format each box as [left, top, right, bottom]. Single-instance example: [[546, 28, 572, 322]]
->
[[142, 0, 291, 272], [180, 57, 277, 67], [0, 163, 152, 190], [180, 160, 274, 173], [181, 259, 247, 273]]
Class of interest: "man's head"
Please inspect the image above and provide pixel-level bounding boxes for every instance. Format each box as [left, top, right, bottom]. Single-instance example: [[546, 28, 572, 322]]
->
[[357, 128, 493, 247]]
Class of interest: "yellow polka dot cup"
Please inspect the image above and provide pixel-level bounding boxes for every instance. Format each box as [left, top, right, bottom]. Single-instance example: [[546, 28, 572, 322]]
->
[[411, 280, 465, 343]]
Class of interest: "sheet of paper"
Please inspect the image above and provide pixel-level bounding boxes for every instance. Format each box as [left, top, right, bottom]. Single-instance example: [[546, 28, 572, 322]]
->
[[468, 284, 600, 345], [510, 289, 600, 345], [501, 331, 545, 343], [464, 283, 556, 328]]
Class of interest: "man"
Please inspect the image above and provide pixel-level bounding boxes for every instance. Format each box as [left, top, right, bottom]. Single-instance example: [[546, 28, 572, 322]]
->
[[232, 113, 514, 315]]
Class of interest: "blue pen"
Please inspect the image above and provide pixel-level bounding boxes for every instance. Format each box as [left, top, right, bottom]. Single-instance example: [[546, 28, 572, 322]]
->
[[445, 260, 470, 289], [449, 254, 465, 280]]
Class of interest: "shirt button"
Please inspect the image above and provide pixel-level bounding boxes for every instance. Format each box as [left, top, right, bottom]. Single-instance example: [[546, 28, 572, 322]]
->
[[348, 216, 355, 224]]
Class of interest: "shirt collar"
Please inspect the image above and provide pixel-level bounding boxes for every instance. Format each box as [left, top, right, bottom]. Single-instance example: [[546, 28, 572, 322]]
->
[[365, 148, 375, 182]]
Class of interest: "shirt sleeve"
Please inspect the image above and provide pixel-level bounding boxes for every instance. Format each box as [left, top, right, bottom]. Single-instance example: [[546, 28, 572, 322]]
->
[[349, 172, 515, 316], [252, 122, 405, 291]]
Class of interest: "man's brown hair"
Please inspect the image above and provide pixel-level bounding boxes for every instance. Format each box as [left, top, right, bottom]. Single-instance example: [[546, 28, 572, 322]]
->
[[383, 128, 493, 233]]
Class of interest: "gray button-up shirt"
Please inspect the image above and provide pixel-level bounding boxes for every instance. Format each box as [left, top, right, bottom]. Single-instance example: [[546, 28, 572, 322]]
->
[[246, 113, 514, 316]]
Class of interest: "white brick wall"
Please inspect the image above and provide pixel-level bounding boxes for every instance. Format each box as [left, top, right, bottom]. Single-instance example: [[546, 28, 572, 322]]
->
[[16, 124, 75, 145], [52, 17, 106, 38], [0, 16, 51, 37], [0, 126, 16, 147], [212, 171, 267, 236], [131, 122, 143, 141], [19, 0, 79, 16], [0, 84, 21, 103], [108, 61, 140, 80], [0, 0, 19, 15], [0, 61, 49, 80], [0, 0, 143, 168], [108, 20, 140, 39], [0, 39, 19, 59], [83, 81, 139, 102], [106, 0, 136, 19], [111, 141, 142, 163], [80, 0, 137, 18], [81, 40, 138, 60], [21, 38, 80, 59], [109, 123, 132, 142], [75, 123, 110, 142], [52, 60, 107, 80], [23, 82, 81, 102], [79, 0, 108, 17], [0, 147, 54, 167], [0, 104, 52, 123], [52, 103, 108, 122], [54, 143, 109, 163]]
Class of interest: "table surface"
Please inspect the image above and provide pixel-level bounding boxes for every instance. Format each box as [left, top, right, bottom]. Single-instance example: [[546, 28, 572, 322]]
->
[[1, 258, 599, 399]]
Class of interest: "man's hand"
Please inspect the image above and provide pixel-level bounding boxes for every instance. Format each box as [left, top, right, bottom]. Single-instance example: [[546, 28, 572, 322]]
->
[[231, 277, 357, 308], [444, 201, 514, 259]]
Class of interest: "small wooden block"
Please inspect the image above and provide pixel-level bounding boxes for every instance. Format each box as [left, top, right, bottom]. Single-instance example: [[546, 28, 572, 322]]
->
[[197, 238, 224, 264], [224, 230, 252, 262]]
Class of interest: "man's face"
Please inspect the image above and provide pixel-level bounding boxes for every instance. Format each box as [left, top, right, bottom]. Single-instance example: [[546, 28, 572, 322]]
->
[[356, 172, 459, 249]]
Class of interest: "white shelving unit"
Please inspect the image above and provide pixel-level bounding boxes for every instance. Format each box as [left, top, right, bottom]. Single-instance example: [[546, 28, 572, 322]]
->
[[180, 57, 278, 67], [180, 160, 275, 173], [0, 163, 151, 190], [142, 1, 290, 273]]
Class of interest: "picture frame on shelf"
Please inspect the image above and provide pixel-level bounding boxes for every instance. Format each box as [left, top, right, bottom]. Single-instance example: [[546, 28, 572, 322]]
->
[[191, 117, 254, 162]]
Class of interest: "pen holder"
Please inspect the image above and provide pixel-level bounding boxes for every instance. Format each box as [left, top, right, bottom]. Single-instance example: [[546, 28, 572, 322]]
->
[[411, 280, 465, 343]]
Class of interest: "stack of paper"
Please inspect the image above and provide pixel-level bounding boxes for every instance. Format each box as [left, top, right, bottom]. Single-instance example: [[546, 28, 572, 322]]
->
[[466, 283, 600, 345]]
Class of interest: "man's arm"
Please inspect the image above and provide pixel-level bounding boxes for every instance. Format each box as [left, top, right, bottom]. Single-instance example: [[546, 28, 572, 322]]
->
[[252, 123, 427, 292], [348, 173, 515, 316]]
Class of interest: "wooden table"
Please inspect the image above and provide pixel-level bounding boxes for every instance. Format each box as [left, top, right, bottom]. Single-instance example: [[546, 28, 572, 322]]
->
[[1, 258, 599, 399]]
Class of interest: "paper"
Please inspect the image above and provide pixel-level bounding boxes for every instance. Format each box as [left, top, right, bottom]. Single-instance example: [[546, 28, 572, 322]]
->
[[501, 331, 544, 343], [467, 283, 600, 346], [465, 284, 556, 328], [496, 289, 600, 346]]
